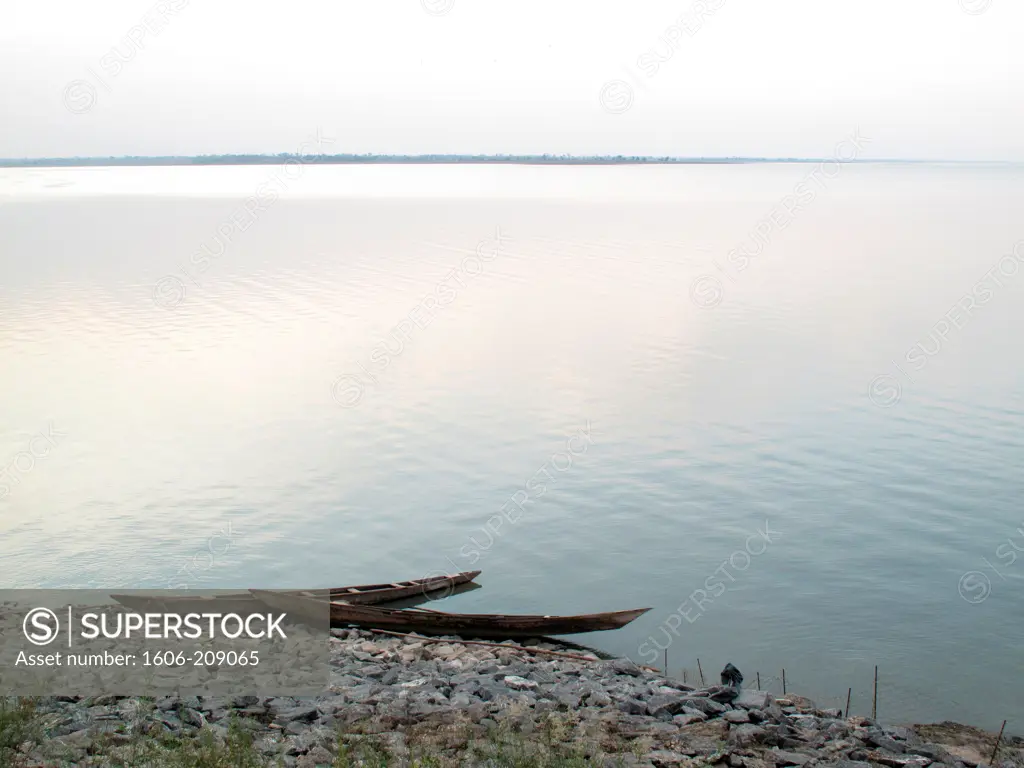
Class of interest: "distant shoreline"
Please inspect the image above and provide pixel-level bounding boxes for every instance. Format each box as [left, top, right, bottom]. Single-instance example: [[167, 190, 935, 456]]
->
[[0, 155, 1010, 169]]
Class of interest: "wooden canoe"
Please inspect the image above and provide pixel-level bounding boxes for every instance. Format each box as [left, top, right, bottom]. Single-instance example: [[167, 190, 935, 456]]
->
[[250, 590, 651, 638], [110, 571, 481, 614]]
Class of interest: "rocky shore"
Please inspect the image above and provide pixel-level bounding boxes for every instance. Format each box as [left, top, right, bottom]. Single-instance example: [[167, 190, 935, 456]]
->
[[2, 629, 1021, 767]]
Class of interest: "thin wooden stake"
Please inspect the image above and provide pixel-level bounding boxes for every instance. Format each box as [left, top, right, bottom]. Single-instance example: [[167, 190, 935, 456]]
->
[[872, 666, 878, 720], [664, 648, 669, 676], [697, 658, 705, 686], [782, 669, 787, 695], [845, 687, 852, 718], [990, 720, 1007, 765], [683, 668, 688, 684], [757, 671, 761, 690]]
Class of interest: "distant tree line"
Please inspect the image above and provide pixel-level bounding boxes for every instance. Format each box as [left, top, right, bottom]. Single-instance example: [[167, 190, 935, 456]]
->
[[0, 154, 793, 168]]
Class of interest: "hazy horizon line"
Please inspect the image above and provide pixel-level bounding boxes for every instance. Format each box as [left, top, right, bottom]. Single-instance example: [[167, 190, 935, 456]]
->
[[1, 153, 1020, 169]]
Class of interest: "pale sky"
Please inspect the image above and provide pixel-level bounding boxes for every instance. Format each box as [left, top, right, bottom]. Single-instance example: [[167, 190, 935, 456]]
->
[[1, 0, 1020, 160]]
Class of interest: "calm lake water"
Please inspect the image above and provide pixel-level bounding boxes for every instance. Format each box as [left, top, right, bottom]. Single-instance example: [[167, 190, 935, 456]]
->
[[1, 163, 1023, 729]]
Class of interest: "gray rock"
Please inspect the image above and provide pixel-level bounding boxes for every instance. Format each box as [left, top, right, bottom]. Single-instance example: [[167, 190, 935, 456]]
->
[[660, 679, 697, 692], [180, 708, 207, 728], [680, 707, 709, 720], [603, 756, 638, 768], [530, 699, 554, 715], [289, 727, 332, 754], [729, 724, 768, 747], [298, 746, 335, 767], [332, 674, 366, 688], [314, 698, 345, 716], [789, 715, 821, 731], [411, 700, 445, 717], [265, 697, 297, 711], [773, 750, 813, 766], [647, 694, 686, 718], [195, 696, 228, 712], [255, 736, 283, 756], [649, 750, 689, 765], [285, 720, 312, 736], [644, 721, 682, 736], [202, 707, 229, 723], [548, 679, 581, 696], [454, 681, 482, 697], [156, 696, 180, 712], [674, 714, 707, 726], [681, 697, 728, 716], [587, 690, 613, 707], [49, 721, 88, 739], [707, 685, 740, 704], [825, 721, 852, 738], [866, 730, 907, 754], [397, 677, 431, 689], [503, 675, 538, 691], [55, 730, 94, 750], [359, 664, 386, 679], [871, 756, 933, 768], [885, 727, 922, 744], [476, 684, 511, 703], [830, 762, 874, 768], [912, 745, 957, 763], [276, 705, 319, 723], [733, 690, 773, 710], [609, 658, 646, 677], [92, 694, 125, 706], [619, 698, 649, 715], [723, 710, 751, 724], [780, 734, 810, 749], [555, 691, 582, 708], [342, 685, 378, 703], [160, 715, 183, 732]]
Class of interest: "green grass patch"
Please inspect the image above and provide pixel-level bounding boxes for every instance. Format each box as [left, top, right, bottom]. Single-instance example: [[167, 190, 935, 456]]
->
[[0, 698, 40, 768], [1, 701, 646, 767]]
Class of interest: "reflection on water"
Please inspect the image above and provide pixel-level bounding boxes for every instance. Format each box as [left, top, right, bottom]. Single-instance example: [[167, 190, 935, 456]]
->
[[1, 163, 1023, 727]]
